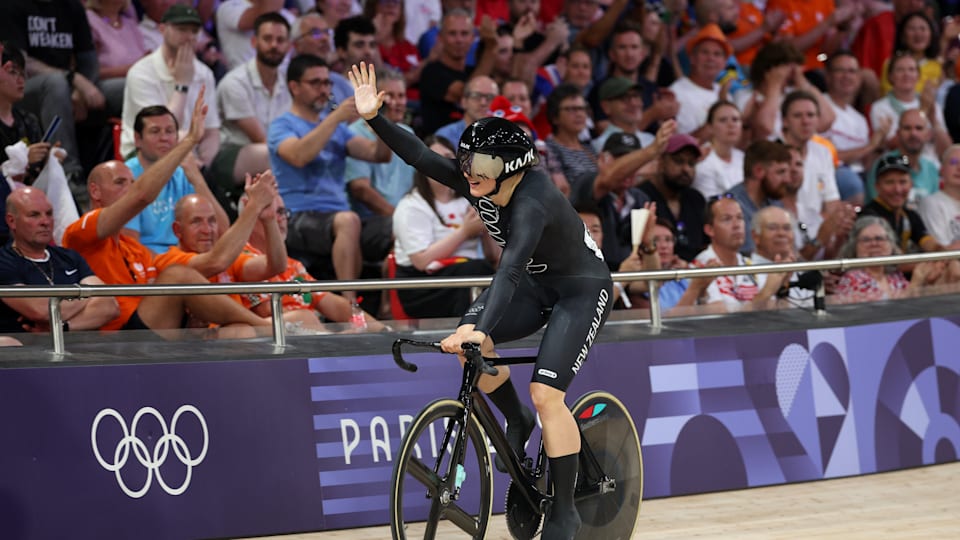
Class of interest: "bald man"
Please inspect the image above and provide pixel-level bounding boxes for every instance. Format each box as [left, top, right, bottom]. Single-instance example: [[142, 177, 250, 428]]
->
[[63, 92, 274, 336], [0, 187, 119, 333], [153, 176, 284, 285]]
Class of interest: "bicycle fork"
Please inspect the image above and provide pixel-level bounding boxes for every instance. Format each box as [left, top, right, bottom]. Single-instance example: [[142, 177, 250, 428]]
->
[[428, 356, 486, 504]]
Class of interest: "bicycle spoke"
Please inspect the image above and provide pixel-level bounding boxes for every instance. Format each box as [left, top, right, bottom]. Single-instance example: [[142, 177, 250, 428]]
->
[[444, 502, 481, 536], [422, 497, 443, 540], [405, 456, 443, 496]]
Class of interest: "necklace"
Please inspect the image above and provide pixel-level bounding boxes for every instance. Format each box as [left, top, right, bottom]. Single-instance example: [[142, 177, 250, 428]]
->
[[103, 15, 122, 29], [12, 244, 55, 286]]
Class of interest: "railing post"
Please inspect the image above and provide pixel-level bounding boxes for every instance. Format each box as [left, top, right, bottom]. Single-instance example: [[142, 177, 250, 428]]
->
[[48, 297, 65, 355], [648, 279, 662, 331], [814, 279, 826, 315], [271, 293, 286, 348]]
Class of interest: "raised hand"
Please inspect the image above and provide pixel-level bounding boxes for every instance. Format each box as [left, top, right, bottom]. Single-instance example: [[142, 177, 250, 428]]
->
[[186, 85, 208, 143], [641, 201, 658, 245], [349, 61, 385, 121], [653, 120, 677, 154]]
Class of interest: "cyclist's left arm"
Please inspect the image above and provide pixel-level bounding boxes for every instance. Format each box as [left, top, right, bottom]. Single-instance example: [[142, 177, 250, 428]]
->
[[472, 198, 548, 336]]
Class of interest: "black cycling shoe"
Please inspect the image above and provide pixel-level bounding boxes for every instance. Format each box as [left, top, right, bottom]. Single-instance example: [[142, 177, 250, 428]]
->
[[495, 406, 536, 473], [541, 506, 581, 540]]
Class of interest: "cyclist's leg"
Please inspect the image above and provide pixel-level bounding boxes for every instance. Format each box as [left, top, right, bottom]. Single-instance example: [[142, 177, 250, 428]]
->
[[462, 282, 547, 466], [531, 277, 613, 540]]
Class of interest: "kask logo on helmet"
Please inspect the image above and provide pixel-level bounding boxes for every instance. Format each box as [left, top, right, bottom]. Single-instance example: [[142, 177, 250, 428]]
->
[[503, 148, 536, 175], [91, 405, 209, 499]]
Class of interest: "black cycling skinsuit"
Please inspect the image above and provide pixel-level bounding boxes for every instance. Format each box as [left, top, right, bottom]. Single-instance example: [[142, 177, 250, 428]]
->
[[368, 115, 613, 391]]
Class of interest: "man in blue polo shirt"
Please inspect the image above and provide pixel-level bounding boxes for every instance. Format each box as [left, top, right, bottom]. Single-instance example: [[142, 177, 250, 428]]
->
[[268, 54, 391, 303]]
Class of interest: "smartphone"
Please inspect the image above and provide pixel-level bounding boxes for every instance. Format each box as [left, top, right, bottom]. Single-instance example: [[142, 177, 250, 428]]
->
[[41, 115, 61, 143]]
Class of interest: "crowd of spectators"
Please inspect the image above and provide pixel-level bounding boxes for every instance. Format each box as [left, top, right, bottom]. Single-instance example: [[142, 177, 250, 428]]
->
[[3, 0, 960, 342]]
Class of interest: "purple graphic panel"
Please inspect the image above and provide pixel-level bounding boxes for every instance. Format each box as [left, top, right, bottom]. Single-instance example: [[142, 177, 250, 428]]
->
[[0, 315, 959, 539]]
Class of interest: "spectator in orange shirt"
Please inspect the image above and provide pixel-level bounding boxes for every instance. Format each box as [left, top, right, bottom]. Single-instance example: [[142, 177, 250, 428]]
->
[[725, 0, 786, 68], [62, 90, 274, 337], [765, 0, 859, 76], [239, 192, 384, 331], [153, 174, 284, 299]]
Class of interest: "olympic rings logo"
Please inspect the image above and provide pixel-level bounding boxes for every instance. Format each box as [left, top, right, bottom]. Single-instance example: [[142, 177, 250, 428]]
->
[[91, 405, 209, 499]]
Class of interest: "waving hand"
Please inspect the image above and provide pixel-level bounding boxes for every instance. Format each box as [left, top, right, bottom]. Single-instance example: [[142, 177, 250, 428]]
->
[[349, 61, 385, 121]]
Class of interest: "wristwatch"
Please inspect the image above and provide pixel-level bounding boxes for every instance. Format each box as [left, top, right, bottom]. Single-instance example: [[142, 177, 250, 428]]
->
[[638, 241, 657, 255], [174, 84, 190, 93]]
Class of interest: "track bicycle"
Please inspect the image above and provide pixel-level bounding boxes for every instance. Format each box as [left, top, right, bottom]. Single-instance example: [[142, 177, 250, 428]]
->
[[389, 339, 643, 540]]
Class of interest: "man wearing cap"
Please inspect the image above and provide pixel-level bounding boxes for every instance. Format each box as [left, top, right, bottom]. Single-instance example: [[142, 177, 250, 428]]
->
[[121, 5, 221, 167], [859, 153, 946, 254], [638, 133, 708, 261], [592, 77, 656, 154], [588, 23, 675, 134], [865, 110, 941, 203], [435, 75, 499, 146], [587, 126, 674, 270], [668, 23, 732, 137], [723, 140, 791, 255]]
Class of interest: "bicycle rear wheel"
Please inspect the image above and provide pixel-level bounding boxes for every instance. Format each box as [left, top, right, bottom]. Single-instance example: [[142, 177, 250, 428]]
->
[[570, 391, 643, 540], [389, 399, 494, 540]]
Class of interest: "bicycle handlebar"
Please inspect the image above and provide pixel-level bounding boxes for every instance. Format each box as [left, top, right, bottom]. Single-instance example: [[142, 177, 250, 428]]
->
[[391, 339, 499, 376]]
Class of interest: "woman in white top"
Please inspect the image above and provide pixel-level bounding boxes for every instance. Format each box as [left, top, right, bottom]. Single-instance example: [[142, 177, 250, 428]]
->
[[693, 100, 745, 199], [392, 135, 499, 318]]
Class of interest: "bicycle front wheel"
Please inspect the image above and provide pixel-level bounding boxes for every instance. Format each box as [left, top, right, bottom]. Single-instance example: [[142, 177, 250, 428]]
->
[[389, 399, 494, 540], [571, 391, 643, 540]]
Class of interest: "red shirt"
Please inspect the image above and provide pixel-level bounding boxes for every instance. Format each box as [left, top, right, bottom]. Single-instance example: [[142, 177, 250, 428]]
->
[[851, 11, 895, 78]]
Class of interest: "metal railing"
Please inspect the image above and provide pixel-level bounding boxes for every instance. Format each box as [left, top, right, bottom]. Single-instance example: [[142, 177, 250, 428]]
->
[[3, 250, 959, 355]]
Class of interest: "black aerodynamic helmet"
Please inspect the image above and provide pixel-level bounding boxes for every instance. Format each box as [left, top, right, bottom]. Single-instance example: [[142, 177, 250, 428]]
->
[[457, 116, 539, 186]]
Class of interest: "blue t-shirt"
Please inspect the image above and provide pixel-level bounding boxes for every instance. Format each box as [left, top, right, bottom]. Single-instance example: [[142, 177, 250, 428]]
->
[[344, 120, 416, 218], [125, 156, 195, 254], [434, 120, 466, 148], [267, 111, 355, 213]]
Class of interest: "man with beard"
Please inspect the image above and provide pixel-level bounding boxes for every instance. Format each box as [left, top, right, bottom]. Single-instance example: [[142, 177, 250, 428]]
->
[[216, 1, 294, 70], [723, 140, 791, 254], [268, 53, 392, 302], [638, 133, 707, 261], [671, 196, 786, 309], [121, 5, 220, 167], [214, 13, 292, 203]]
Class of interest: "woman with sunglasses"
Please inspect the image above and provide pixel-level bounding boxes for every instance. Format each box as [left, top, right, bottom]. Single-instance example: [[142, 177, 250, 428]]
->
[[352, 62, 613, 539]]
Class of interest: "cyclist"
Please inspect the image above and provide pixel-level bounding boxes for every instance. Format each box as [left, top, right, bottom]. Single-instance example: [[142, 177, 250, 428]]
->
[[351, 62, 669, 539]]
